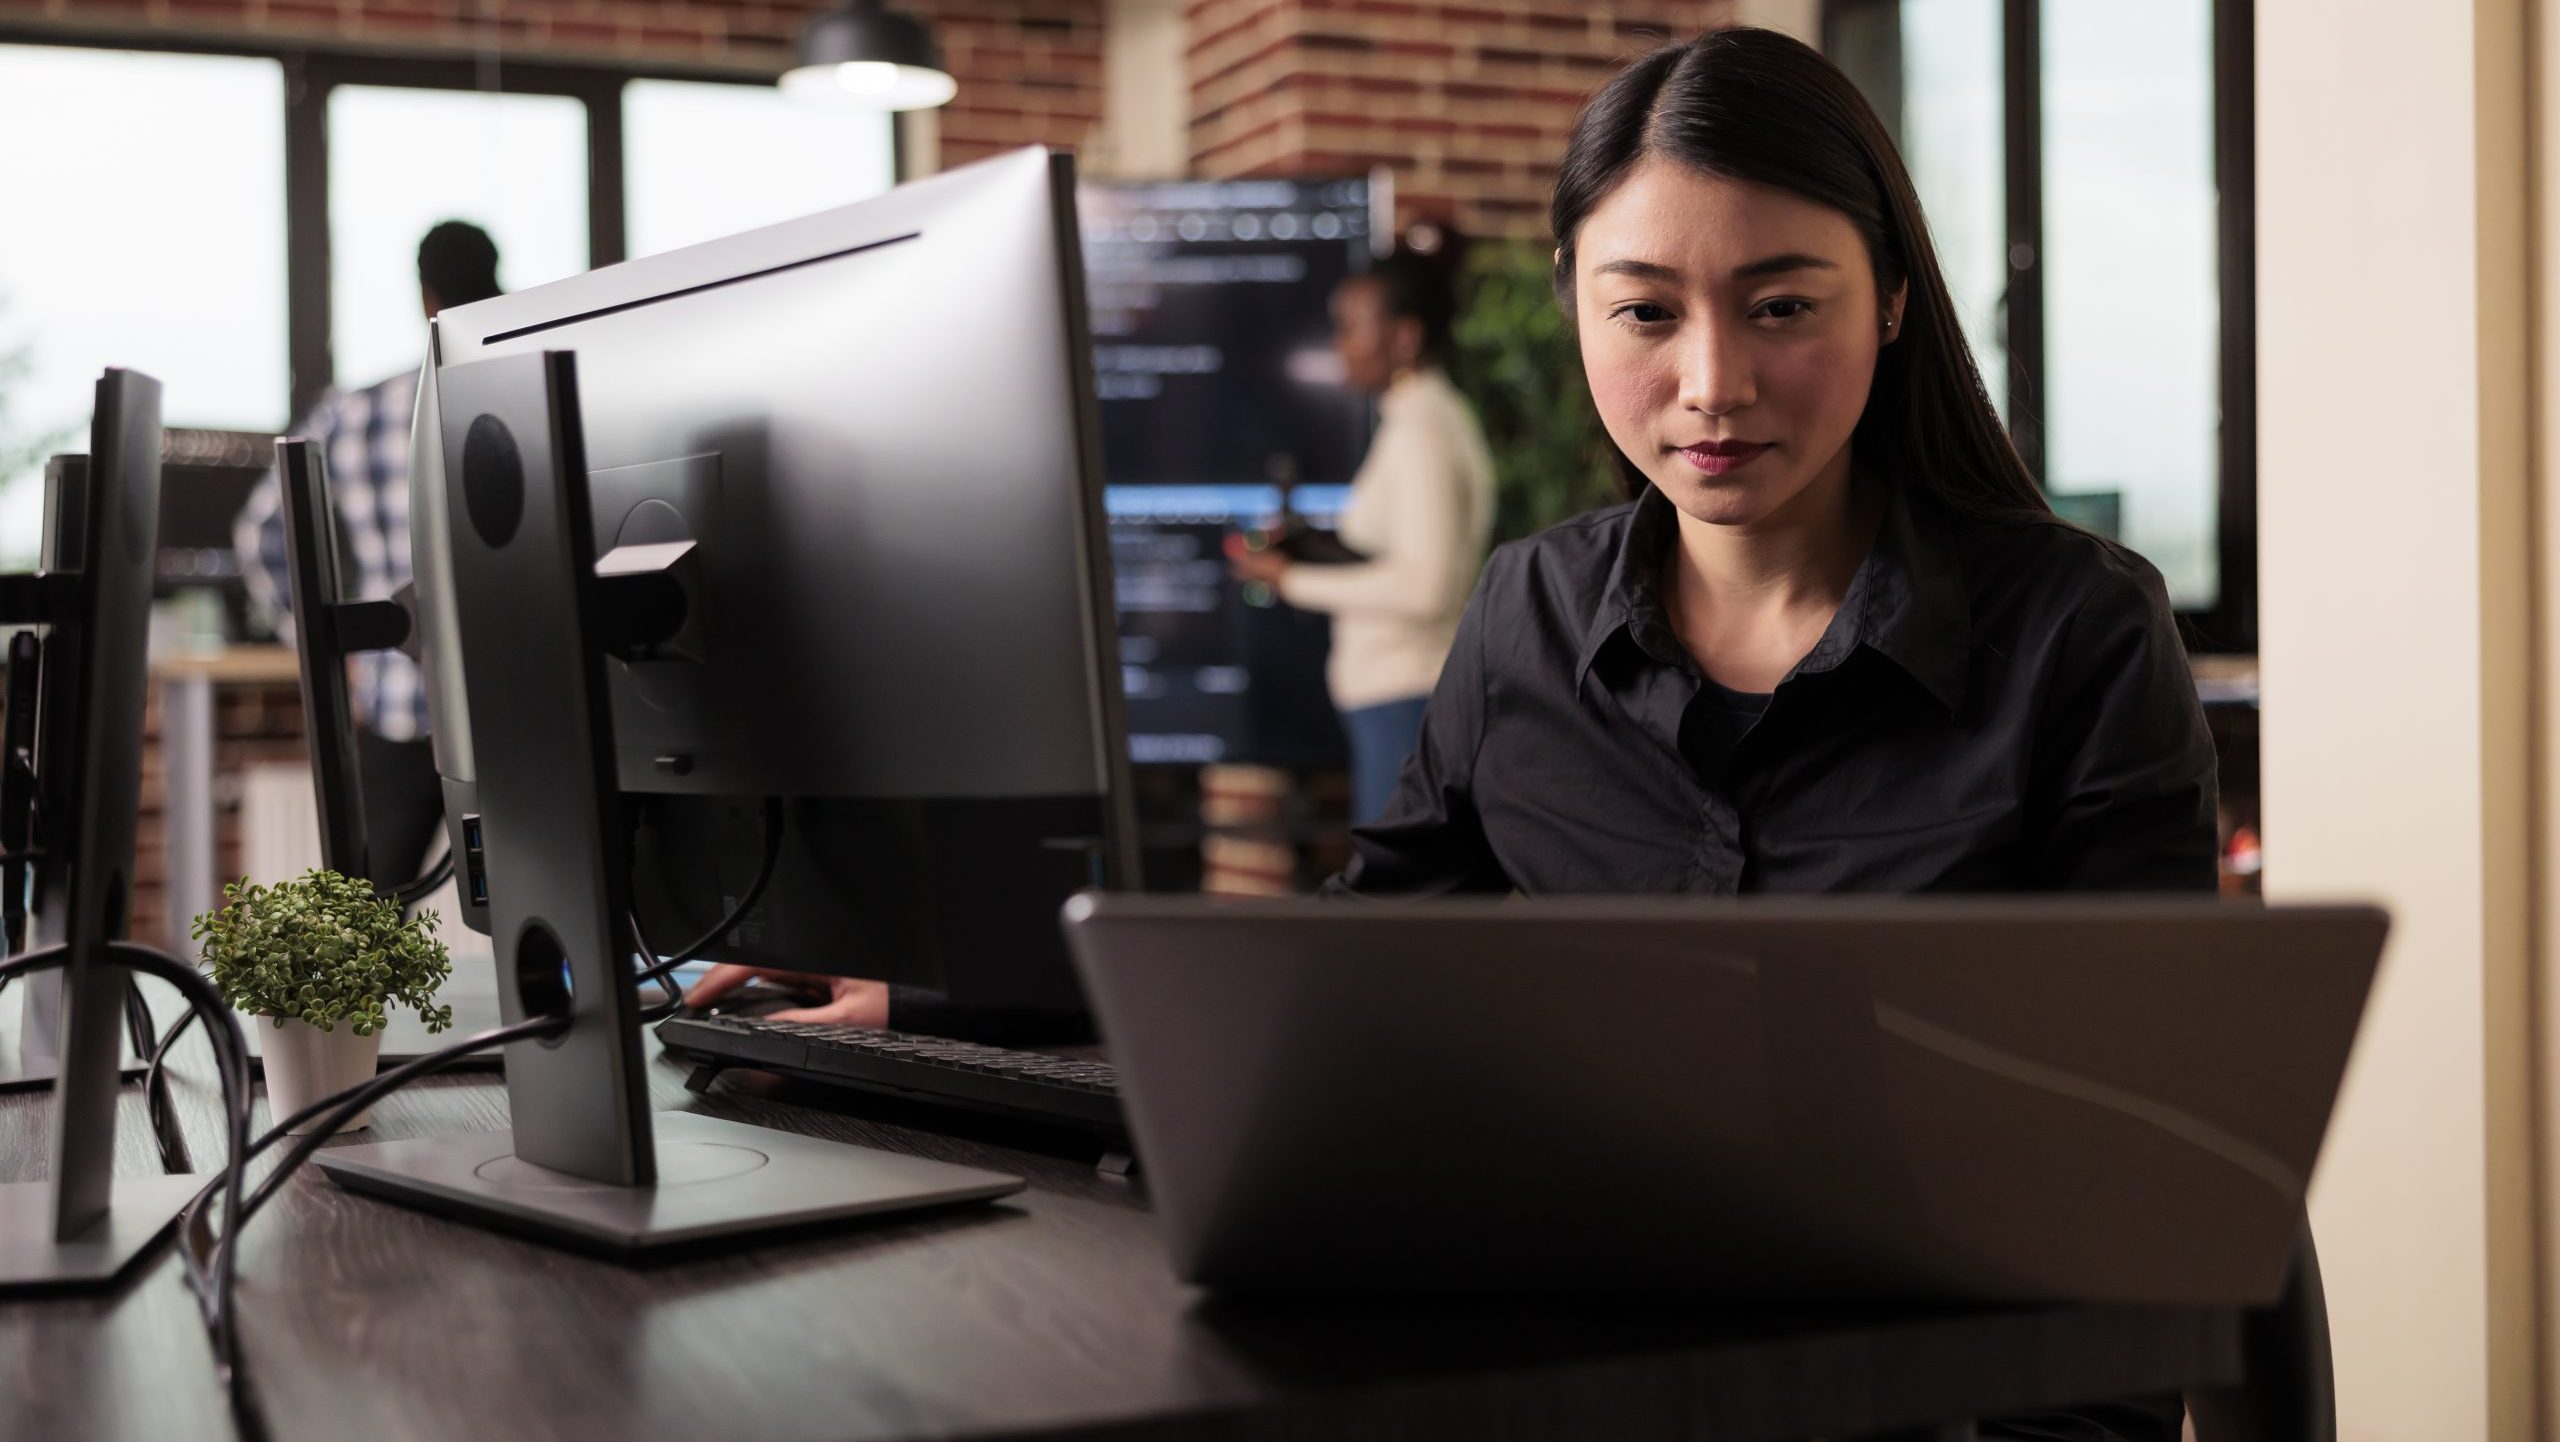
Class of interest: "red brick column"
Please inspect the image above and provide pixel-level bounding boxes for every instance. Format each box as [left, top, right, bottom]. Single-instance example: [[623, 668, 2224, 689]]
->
[[1185, 0, 1732, 239]]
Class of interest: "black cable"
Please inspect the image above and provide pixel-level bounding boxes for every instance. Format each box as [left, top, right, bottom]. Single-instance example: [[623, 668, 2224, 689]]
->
[[124, 977, 189, 1174], [637, 960, 686, 1024], [4, 743, 40, 959], [125, 798, 760, 1425], [172, 1011, 565, 1260], [0, 942, 259, 1439], [629, 797, 784, 993], [120, 977, 148, 1057], [164, 1008, 564, 1442], [389, 849, 455, 908], [244, 1013, 567, 1223], [141, 997, 200, 1148]]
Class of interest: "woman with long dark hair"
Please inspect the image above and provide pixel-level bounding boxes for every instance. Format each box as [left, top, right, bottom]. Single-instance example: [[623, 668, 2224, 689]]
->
[[1332, 27, 2212, 1441]]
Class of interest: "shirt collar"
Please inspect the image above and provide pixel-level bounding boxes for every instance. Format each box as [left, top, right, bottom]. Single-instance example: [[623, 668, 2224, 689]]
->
[[1574, 486, 1679, 685], [1573, 482, 1973, 713]]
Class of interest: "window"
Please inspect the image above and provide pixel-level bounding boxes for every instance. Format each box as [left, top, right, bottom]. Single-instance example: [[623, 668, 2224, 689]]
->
[[0, 44, 287, 565], [2042, 0, 2220, 607], [624, 79, 895, 260], [328, 85, 590, 392], [1828, 0, 2252, 643], [1898, 0, 2007, 420], [0, 34, 901, 573]]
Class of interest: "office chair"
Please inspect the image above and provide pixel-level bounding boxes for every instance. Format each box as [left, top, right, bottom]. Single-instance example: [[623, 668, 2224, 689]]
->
[[2185, 1215, 2334, 1442]]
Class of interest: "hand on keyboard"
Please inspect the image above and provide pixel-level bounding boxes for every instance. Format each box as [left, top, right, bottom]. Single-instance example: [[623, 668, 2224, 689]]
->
[[685, 964, 890, 1028]]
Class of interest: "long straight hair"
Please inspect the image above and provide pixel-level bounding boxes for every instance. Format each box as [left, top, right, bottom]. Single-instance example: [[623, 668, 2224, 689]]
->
[[1551, 27, 2049, 524]]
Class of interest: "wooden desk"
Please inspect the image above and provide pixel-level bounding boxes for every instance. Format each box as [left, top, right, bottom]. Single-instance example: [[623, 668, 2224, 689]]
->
[[0, 1035, 2246, 1442]]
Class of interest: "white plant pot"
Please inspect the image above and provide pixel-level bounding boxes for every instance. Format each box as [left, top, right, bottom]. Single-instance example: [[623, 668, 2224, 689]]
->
[[260, 1017, 383, 1133]]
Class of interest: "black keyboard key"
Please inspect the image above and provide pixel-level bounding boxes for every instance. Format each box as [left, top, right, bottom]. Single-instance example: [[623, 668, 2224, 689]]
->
[[663, 1014, 813, 1070], [656, 1014, 1127, 1141]]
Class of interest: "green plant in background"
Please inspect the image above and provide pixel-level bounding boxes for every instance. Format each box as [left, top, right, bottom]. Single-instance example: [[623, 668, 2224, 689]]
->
[[193, 869, 455, 1037], [1443, 241, 1627, 544]]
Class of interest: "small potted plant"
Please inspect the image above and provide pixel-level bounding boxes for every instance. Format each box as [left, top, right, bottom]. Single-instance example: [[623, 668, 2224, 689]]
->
[[193, 868, 455, 1133]]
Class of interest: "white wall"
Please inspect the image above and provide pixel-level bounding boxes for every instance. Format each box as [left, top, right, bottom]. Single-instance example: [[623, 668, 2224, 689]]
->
[[2257, 1, 2537, 1437], [1094, 0, 1188, 179]]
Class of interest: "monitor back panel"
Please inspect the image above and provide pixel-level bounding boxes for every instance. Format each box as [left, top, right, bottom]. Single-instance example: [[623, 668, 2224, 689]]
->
[[48, 370, 163, 1231], [439, 350, 654, 1186], [1063, 895, 2386, 1305], [432, 147, 1119, 808]]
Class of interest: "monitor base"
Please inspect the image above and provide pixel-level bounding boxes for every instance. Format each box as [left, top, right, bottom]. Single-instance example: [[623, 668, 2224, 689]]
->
[[0, 976, 146, 1092], [312, 1110, 1024, 1258], [0, 1173, 204, 1292], [0, 1053, 144, 1092]]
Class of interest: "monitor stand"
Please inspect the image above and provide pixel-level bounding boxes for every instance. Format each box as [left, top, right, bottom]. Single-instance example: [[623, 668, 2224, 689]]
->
[[0, 400, 211, 1292], [0, 624, 140, 1093], [0, 943, 207, 1293], [0, 1172, 205, 1290], [311, 349, 1022, 1255], [315, 1110, 1020, 1258], [0, 971, 147, 1091]]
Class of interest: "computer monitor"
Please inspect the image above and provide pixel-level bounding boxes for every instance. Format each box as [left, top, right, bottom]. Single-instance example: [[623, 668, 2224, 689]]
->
[[263, 440, 517, 1065], [0, 456, 87, 1090], [0, 369, 207, 1289], [272, 438, 374, 883], [409, 146, 1137, 1016], [1078, 176, 1384, 768], [315, 340, 1029, 1253], [311, 149, 1127, 1248]]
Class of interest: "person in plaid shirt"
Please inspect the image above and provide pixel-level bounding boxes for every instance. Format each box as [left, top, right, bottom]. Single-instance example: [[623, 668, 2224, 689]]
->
[[233, 221, 502, 888]]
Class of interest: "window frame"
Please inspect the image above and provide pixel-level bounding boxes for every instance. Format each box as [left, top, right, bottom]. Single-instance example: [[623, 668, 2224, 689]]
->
[[1826, 0, 2257, 654], [0, 24, 906, 425]]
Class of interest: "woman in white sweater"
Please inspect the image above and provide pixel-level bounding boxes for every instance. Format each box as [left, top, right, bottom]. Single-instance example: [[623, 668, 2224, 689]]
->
[[1230, 249, 1497, 821]]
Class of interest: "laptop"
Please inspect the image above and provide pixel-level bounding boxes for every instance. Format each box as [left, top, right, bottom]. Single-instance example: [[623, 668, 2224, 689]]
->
[[1059, 894, 2386, 1306]]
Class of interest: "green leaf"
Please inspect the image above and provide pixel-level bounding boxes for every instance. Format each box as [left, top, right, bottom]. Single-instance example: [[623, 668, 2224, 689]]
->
[[1443, 241, 1628, 545], [188, 868, 456, 1032]]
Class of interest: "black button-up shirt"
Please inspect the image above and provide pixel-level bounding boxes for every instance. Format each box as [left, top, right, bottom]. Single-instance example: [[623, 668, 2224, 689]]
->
[[1334, 483, 2218, 897]]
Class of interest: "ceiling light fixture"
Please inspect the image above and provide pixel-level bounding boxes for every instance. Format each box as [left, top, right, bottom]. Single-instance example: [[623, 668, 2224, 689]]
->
[[781, 0, 957, 111]]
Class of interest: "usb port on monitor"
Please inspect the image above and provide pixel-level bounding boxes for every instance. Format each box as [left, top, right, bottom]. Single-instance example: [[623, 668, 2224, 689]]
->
[[461, 814, 488, 905]]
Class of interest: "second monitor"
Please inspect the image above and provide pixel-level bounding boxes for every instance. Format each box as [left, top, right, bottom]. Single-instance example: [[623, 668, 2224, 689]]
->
[[1082, 175, 1383, 770]]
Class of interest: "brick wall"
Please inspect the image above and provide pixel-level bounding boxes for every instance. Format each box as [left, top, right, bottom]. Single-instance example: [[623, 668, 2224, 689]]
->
[[132, 678, 307, 948], [2, 0, 1737, 226], [0, 0, 1108, 173], [923, 0, 1108, 167], [1186, 0, 1736, 239]]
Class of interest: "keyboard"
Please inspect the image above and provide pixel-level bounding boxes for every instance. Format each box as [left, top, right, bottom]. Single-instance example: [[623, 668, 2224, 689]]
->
[[656, 1013, 1128, 1143]]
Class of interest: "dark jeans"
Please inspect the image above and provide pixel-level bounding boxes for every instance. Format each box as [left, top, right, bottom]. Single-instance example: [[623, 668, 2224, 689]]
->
[[355, 730, 445, 890], [1341, 695, 1430, 825]]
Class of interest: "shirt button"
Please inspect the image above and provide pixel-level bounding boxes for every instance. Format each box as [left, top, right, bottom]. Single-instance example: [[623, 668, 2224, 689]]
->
[[1695, 800, 1743, 893], [1701, 797, 1742, 844]]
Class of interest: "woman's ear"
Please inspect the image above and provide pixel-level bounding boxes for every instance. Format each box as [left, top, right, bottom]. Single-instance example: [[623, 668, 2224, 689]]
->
[[1881, 281, 1910, 345]]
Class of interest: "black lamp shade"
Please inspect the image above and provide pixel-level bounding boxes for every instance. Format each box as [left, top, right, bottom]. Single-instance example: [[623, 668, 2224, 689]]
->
[[783, 0, 957, 110]]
